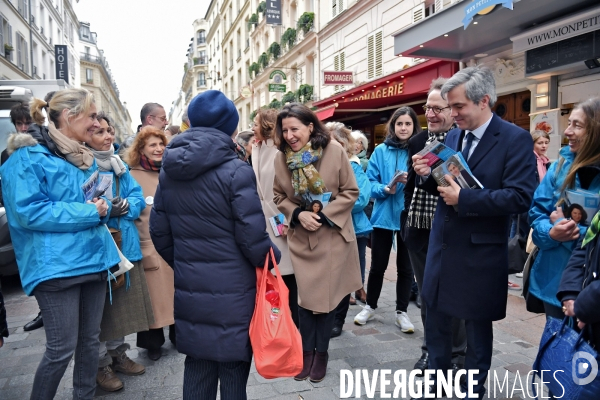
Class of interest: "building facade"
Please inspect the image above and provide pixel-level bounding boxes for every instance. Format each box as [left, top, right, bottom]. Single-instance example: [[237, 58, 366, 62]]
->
[[78, 22, 132, 142], [1, 0, 80, 84]]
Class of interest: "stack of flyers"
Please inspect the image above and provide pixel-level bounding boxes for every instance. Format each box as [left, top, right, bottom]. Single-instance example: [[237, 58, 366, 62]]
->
[[563, 189, 600, 226], [386, 170, 407, 189], [431, 154, 483, 190], [81, 171, 112, 201], [269, 213, 286, 237]]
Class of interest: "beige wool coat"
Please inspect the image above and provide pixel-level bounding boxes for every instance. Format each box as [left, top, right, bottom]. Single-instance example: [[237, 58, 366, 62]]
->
[[273, 143, 362, 313], [252, 139, 294, 276], [130, 166, 175, 329]]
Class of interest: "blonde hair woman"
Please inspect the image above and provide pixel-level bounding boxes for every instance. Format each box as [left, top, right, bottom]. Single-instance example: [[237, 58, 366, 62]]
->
[[1, 88, 120, 399]]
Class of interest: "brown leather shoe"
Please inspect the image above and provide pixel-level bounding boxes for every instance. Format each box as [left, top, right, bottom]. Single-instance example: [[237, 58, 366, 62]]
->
[[355, 287, 367, 303], [349, 296, 356, 305], [110, 347, 145, 376], [294, 350, 315, 381], [96, 365, 123, 392], [309, 351, 328, 382]]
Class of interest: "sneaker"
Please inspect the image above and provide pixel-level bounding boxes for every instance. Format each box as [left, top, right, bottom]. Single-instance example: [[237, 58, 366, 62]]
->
[[354, 305, 375, 325], [515, 272, 523, 278], [508, 281, 521, 290], [395, 311, 415, 333]]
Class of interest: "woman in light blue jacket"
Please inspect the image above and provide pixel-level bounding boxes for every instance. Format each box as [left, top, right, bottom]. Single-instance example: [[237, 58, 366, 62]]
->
[[0, 89, 120, 400], [354, 107, 420, 333], [87, 112, 152, 392], [529, 98, 600, 319]]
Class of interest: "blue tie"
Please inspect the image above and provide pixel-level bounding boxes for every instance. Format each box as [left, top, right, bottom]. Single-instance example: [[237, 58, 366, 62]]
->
[[462, 131, 475, 161]]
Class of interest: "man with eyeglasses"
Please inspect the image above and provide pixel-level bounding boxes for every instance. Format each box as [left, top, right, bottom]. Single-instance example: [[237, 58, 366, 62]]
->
[[122, 103, 167, 152], [401, 77, 467, 378]]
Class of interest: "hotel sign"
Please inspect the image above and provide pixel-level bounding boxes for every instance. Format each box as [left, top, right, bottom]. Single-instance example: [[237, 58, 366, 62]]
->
[[344, 82, 404, 102], [323, 71, 354, 85]]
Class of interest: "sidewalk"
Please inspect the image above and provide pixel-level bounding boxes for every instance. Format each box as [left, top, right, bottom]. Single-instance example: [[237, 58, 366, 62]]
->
[[0, 249, 545, 399]]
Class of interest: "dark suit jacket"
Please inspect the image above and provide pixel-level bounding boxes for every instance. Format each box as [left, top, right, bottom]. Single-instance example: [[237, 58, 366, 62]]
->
[[419, 113, 537, 321], [401, 130, 431, 251]]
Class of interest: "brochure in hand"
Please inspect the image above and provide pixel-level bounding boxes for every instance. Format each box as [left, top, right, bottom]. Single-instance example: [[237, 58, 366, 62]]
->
[[417, 140, 457, 170], [81, 171, 112, 202], [431, 154, 483, 190], [269, 213, 286, 237], [563, 189, 600, 226], [386, 170, 407, 189]]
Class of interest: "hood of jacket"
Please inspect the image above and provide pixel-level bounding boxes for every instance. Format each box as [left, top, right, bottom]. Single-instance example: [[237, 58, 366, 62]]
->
[[8, 124, 63, 158], [6, 132, 38, 155], [161, 126, 238, 181]]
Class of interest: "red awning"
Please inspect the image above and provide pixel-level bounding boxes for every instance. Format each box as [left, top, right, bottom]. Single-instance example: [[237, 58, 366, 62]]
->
[[314, 104, 337, 121], [313, 60, 458, 113]]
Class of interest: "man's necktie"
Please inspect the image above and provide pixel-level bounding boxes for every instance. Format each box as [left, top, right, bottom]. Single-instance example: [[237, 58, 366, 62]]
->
[[462, 131, 475, 161]]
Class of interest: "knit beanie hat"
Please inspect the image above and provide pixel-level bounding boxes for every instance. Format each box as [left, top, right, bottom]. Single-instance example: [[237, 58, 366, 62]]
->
[[187, 90, 239, 135]]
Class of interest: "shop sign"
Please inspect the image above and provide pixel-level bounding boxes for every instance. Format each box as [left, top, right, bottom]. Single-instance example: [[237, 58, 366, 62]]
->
[[344, 82, 404, 102], [269, 84, 286, 93], [323, 71, 354, 85], [511, 5, 600, 53], [266, 0, 282, 25], [240, 85, 253, 99], [55, 45, 69, 84], [269, 69, 287, 81], [463, 0, 513, 29]]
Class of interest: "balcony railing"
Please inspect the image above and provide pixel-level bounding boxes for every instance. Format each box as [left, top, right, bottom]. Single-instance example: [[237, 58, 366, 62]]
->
[[197, 80, 206, 88], [193, 57, 208, 65]]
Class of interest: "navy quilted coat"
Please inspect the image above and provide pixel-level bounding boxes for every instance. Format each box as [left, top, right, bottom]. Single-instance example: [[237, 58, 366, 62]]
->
[[149, 127, 280, 362]]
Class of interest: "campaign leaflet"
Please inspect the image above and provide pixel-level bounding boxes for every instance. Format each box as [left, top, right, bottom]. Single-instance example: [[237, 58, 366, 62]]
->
[[386, 170, 407, 189], [269, 213, 286, 237], [81, 170, 112, 201], [563, 189, 600, 226], [431, 154, 483, 190]]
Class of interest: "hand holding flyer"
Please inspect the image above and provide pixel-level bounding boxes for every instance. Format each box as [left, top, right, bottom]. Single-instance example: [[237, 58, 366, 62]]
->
[[386, 170, 407, 190]]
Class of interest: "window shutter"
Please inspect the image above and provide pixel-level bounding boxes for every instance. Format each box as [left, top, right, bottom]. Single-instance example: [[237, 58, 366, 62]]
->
[[332, 0, 337, 18], [8, 24, 12, 61], [340, 52, 345, 70], [0, 19, 4, 56], [367, 34, 374, 79], [24, 39, 29, 74], [17, 35, 22, 69], [412, 4, 425, 24], [434, 0, 443, 13], [375, 31, 382, 77], [339, 0, 344, 13]]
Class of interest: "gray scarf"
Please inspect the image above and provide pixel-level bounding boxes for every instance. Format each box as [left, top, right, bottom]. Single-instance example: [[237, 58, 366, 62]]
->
[[89, 146, 127, 177]]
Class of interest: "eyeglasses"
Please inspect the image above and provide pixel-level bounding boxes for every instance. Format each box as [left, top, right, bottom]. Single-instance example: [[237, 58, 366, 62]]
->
[[150, 115, 167, 122], [422, 105, 451, 115]]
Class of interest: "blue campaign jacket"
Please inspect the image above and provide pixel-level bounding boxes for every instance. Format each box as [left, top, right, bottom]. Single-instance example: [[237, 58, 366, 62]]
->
[[351, 159, 372, 236], [529, 146, 600, 307], [149, 127, 280, 363], [106, 166, 146, 262], [366, 142, 410, 231], [0, 130, 119, 295]]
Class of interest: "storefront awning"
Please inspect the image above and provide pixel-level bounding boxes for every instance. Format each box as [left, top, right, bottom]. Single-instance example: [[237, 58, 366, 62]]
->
[[392, 0, 598, 61], [313, 60, 458, 120]]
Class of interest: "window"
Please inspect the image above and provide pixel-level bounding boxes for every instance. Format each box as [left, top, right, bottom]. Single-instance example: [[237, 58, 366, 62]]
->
[[199, 50, 206, 64], [197, 30, 206, 45], [0, 15, 11, 59], [332, 0, 345, 18], [334, 52, 345, 92], [86, 68, 93, 83], [367, 30, 383, 79], [197, 72, 206, 87], [16, 33, 29, 73], [18, 0, 29, 20]]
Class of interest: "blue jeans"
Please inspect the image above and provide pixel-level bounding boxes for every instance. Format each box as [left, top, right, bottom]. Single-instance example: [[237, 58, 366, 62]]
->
[[183, 356, 250, 400], [31, 274, 106, 400]]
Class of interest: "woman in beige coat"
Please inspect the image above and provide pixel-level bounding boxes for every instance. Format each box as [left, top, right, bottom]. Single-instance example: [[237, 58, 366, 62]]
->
[[273, 103, 362, 383], [127, 127, 175, 362], [251, 108, 298, 327]]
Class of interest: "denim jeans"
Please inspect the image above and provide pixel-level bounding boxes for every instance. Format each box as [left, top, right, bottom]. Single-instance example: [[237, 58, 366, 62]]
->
[[31, 275, 106, 400], [183, 356, 251, 400], [98, 338, 125, 368]]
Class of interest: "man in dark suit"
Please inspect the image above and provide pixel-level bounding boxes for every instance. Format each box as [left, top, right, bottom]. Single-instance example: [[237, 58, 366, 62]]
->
[[402, 77, 466, 377], [412, 65, 537, 398]]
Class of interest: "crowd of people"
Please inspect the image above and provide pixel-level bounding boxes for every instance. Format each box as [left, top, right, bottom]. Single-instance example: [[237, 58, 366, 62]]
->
[[0, 64, 599, 400]]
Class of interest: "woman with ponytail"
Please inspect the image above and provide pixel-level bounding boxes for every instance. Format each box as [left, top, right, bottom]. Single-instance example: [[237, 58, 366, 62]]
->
[[0, 89, 120, 399]]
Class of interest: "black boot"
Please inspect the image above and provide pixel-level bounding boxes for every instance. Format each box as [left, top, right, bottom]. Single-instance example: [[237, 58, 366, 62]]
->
[[24, 312, 43, 332]]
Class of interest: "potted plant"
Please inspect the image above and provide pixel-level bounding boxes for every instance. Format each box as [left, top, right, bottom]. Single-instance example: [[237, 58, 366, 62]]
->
[[282, 91, 296, 104], [297, 12, 315, 34], [281, 28, 297, 51], [296, 84, 314, 103], [4, 44, 14, 57], [267, 42, 281, 60], [258, 52, 269, 69], [249, 62, 260, 78], [247, 13, 258, 30], [268, 98, 282, 110], [257, 1, 266, 17]]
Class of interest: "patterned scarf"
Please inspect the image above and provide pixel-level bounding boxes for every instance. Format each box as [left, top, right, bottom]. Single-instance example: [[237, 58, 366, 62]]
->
[[139, 153, 161, 171], [583, 210, 600, 248], [285, 142, 327, 196], [406, 128, 452, 230]]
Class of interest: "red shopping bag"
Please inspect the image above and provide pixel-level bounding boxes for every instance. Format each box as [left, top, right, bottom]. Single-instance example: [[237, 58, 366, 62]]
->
[[249, 248, 303, 379]]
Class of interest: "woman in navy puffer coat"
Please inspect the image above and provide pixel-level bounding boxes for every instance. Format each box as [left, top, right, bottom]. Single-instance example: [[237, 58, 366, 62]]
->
[[150, 91, 280, 400]]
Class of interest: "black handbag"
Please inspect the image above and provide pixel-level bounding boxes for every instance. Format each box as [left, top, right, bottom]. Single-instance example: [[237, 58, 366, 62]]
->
[[508, 215, 528, 274], [521, 246, 546, 313], [533, 317, 600, 400]]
